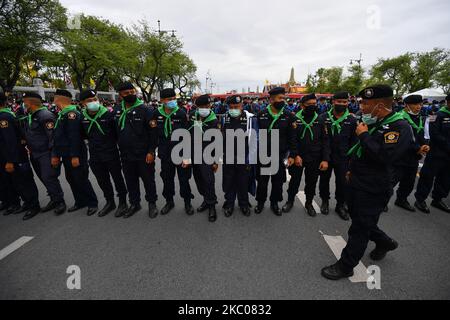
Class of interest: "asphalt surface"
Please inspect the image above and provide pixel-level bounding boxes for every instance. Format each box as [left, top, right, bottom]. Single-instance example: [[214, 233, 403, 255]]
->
[[0, 160, 449, 300]]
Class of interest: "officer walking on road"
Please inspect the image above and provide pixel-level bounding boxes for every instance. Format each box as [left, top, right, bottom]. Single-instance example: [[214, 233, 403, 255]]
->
[[321, 85, 413, 280], [113, 82, 158, 219], [53, 89, 98, 216], [80, 89, 128, 217]]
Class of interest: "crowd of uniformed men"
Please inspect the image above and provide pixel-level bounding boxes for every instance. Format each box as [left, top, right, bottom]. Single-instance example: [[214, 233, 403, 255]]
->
[[1, 82, 449, 280]]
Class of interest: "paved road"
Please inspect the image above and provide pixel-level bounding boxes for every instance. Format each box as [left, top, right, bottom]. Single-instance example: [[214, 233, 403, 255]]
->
[[0, 161, 449, 300]]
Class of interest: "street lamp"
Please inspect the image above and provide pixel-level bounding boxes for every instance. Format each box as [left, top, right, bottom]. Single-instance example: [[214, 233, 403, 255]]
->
[[350, 53, 363, 67]]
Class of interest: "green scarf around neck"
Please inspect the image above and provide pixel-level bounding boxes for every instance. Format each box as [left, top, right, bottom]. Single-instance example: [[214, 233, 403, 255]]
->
[[0, 107, 16, 118], [82, 105, 109, 135], [55, 105, 78, 128], [328, 108, 350, 136], [295, 109, 318, 140], [439, 106, 450, 116], [189, 110, 217, 132], [267, 105, 284, 133], [158, 105, 179, 138], [400, 110, 423, 134], [118, 99, 144, 130]]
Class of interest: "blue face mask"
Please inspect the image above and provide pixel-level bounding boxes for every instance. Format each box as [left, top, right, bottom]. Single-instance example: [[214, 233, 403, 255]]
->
[[361, 113, 378, 125], [229, 109, 242, 118], [87, 101, 100, 112], [166, 100, 178, 109]]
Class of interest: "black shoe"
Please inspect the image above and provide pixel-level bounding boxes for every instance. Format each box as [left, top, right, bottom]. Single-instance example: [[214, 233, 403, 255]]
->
[[98, 200, 116, 217], [148, 203, 158, 219], [4, 205, 20, 216], [185, 201, 194, 216], [335, 205, 350, 221], [383, 205, 389, 212], [0, 202, 8, 211], [321, 262, 354, 280], [23, 207, 41, 221], [414, 200, 430, 214], [124, 204, 141, 218], [431, 200, 450, 213], [54, 202, 66, 215], [370, 239, 399, 261], [395, 199, 416, 212], [68, 205, 86, 213], [87, 207, 98, 216], [241, 207, 251, 217], [197, 202, 209, 213], [13, 204, 27, 215], [41, 200, 58, 213], [270, 203, 282, 216], [223, 207, 234, 218], [282, 201, 294, 213], [160, 201, 175, 215], [208, 206, 217, 222], [305, 201, 316, 217], [254, 202, 264, 214], [321, 199, 329, 215], [115, 200, 128, 218]]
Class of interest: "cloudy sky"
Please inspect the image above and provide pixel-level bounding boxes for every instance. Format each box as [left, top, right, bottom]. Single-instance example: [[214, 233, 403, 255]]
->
[[60, 0, 450, 93]]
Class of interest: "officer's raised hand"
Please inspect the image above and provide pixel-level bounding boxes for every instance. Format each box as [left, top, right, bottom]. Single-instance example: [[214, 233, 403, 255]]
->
[[145, 152, 154, 164], [71, 157, 80, 168], [319, 161, 329, 171], [5, 162, 14, 173], [356, 122, 369, 136]]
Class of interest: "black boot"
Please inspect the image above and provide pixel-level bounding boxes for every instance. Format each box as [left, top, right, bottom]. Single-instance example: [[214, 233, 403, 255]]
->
[[282, 201, 294, 213], [414, 200, 430, 214], [41, 200, 58, 213], [123, 204, 141, 218], [335, 204, 349, 221], [98, 200, 116, 217], [87, 207, 98, 216], [68, 204, 86, 213], [197, 202, 209, 213], [223, 207, 234, 218], [148, 203, 158, 219], [270, 202, 282, 216], [431, 199, 450, 213], [4, 205, 20, 216], [0, 202, 8, 211], [23, 207, 41, 221], [208, 206, 217, 222], [185, 200, 194, 216], [115, 199, 128, 218], [54, 201, 66, 215], [13, 204, 27, 215], [370, 239, 399, 261], [254, 202, 265, 214], [305, 201, 316, 217], [160, 201, 175, 215], [394, 198, 415, 212], [321, 262, 354, 280], [240, 206, 251, 217], [321, 199, 329, 215]]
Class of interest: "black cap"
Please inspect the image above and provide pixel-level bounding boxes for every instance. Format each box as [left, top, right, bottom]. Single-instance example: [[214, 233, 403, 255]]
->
[[227, 95, 242, 105], [301, 93, 317, 104], [117, 82, 135, 92], [446, 94, 450, 101], [359, 85, 393, 100], [79, 89, 97, 101], [23, 92, 43, 100], [0, 92, 6, 104], [55, 89, 73, 99], [160, 88, 176, 99], [268, 87, 286, 96], [404, 94, 423, 104], [195, 94, 211, 107], [333, 91, 350, 100]]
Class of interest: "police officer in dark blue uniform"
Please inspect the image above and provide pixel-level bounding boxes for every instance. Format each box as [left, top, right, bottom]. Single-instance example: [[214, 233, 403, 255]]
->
[[414, 94, 450, 214], [0, 92, 22, 215], [221, 95, 256, 217], [318, 92, 357, 220], [283, 93, 330, 217], [255, 87, 298, 216], [322, 85, 413, 280], [151, 88, 194, 216], [53, 89, 98, 216], [21, 92, 66, 216], [113, 82, 158, 219], [389, 94, 429, 212], [0, 92, 40, 220], [80, 89, 128, 218], [189, 94, 220, 222]]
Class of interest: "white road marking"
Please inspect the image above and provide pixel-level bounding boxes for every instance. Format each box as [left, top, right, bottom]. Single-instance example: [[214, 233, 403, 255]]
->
[[286, 170, 321, 211], [0, 236, 34, 261], [321, 233, 369, 283]]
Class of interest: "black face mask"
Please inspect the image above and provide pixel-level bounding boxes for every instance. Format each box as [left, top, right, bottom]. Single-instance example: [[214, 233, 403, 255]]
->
[[273, 101, 285, 110], [303, 105, 317, 116], [123, 94, 137, 104], [334, 104, 348, 113]]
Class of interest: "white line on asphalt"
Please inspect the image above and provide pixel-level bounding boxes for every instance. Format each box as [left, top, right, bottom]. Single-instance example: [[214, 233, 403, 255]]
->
[[321, 232, 369, 283], [0, 236, 34, 261]]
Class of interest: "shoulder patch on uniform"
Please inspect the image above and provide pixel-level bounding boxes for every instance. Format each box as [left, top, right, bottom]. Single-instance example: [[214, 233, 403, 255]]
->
[[45, 121, 54, 129], [149, 120, 157, 128], [68, 112, 77, 120], [384, 131, 400, 144], [0, 120, 8, 128]]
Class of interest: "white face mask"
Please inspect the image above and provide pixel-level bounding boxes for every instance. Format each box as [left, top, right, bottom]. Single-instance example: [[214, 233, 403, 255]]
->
[[198, 108, 211, 118]]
